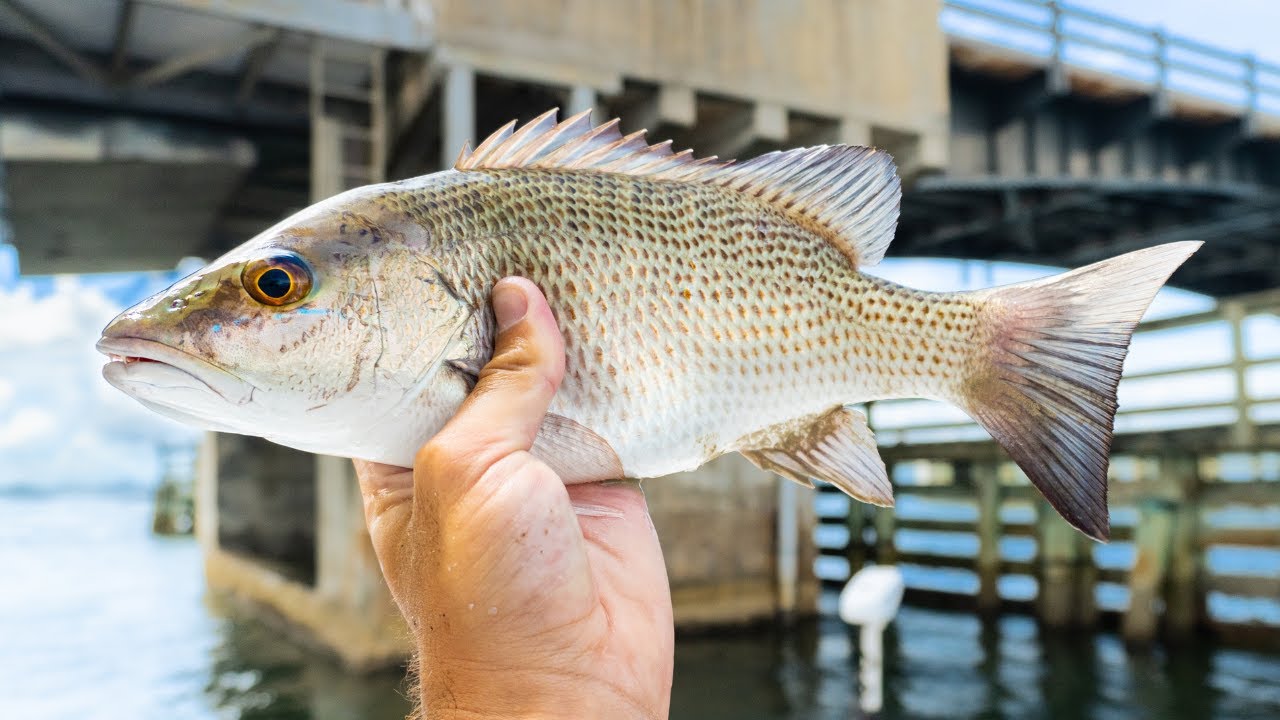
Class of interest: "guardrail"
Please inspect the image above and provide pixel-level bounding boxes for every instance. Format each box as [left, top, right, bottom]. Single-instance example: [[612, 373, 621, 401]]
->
[[942, 0, 1280, 119]]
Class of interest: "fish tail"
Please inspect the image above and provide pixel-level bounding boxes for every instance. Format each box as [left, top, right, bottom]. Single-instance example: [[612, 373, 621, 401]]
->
[[953, 241, 1202, 541]]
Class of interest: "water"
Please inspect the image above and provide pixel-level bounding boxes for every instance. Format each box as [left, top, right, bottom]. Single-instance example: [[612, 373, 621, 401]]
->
[[3, 492, 1280, 720]]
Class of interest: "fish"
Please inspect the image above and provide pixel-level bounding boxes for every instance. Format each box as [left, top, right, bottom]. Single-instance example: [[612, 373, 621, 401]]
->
[[97, 108, 1200, 541]]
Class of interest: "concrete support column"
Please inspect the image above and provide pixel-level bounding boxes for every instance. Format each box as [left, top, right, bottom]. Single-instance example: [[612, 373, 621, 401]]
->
[[874, 463, 897, 564], [973, 462, 1003, 613], [195, 431, 220, 550], [775, 476, 799, 618], [1037, 498, 1084, 628], [567, 85, 598, 124], [315, 455, 360, 602], [442, 62, 475, 170], [1162, 455, 1204, 639], [1123, 494, 1177, 645], [0, 128, 14, 272]]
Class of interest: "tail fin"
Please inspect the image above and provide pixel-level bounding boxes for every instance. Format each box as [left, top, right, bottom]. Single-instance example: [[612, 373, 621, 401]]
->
[[956, 241, 1202, 541]]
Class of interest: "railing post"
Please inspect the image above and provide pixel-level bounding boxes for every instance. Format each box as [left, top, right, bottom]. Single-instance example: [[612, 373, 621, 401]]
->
[[1123, 481, 1178, 645], [974, 462, 1003, 613], [1037, 497, 1082, 627], [1225, 301, 1256, 448], [874, 462, 897, 564], [1046, 1, 1067, 94], [845, 491, 867, 576], [1244, 54, 1259, 136], [1162, 454, 1204, 639], [1152, 29, 1170, 116]]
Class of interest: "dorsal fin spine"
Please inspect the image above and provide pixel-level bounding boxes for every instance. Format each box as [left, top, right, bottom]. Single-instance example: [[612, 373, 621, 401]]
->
[[455, 109, 901, 267]]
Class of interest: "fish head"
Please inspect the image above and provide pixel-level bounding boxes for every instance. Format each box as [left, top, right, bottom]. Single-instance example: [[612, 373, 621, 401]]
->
[[97, 188, 476, 459]]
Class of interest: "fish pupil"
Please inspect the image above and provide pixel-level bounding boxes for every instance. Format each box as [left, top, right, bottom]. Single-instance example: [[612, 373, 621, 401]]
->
[[258, 268, 292, 298]]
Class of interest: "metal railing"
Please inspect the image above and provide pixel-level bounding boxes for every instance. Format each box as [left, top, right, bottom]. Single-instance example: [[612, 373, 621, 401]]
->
[[942, 0, 1280, 120]]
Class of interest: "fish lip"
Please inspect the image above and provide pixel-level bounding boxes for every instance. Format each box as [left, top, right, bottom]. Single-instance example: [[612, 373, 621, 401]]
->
[[95, 336, 256, 405]]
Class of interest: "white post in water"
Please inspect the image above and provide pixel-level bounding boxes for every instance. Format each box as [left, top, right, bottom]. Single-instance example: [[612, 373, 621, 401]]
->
[[839, 565, 905, 716], [775, 477, 799, 617]]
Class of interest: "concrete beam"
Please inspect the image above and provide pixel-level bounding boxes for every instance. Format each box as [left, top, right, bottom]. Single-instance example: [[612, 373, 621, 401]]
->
[[132, 27, 276, 89], [235, 28, 285, 106], [138, 0, 433, 50], [0, 41, 309, 128], [110, 0, 138, 79], [0, 0, 107, 85]]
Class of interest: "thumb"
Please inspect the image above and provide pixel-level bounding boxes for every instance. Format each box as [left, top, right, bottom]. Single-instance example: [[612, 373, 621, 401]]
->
[[416, 277, 565, 483]]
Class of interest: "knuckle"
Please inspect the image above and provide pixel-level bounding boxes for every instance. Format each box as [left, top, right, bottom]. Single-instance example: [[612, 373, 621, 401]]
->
[[413, 437, 455, 475]]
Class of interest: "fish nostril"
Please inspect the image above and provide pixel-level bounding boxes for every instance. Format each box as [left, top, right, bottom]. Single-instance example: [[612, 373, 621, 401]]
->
[[169, 298, 188, 311]]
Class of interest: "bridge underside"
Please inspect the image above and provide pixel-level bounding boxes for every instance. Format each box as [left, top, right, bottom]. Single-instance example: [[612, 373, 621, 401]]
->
[[893, 43, 1280, 296], [2, 4, 1279, 299]]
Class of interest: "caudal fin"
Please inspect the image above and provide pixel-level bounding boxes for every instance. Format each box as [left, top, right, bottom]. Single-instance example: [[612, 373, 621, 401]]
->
[[956, 242, 1202, 541]]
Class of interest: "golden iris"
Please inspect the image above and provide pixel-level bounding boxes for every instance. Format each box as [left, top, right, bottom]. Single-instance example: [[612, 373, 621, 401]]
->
[[241, 254, 313, 306]]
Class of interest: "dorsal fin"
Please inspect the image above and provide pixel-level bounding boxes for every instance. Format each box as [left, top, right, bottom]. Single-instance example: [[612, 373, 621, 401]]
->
[[455, 108, 902, 267]]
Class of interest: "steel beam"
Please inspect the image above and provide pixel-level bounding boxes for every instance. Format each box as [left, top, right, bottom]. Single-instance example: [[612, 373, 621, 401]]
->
[[138, 0, 432, 50]]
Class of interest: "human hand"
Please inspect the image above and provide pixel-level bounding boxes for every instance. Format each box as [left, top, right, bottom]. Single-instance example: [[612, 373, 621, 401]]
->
[[354, 277, 674, 720]]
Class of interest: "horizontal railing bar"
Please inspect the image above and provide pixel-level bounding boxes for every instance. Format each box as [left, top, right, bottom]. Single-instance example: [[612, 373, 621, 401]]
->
[[945, 0, 1051, 13], [1097, 567, 1128, 585], [1200, 480, 1280, 506], [1200, 527, 1280, 547], [1161, 58, 1251, 86], [946, 5, 1051, 35], [1165, 31, 1254, 65], [1058, 31, 1156, 63], [944, 0, 1051, 26], [1057, 2, 1160, 39], [1205, 573, 1280, 597]]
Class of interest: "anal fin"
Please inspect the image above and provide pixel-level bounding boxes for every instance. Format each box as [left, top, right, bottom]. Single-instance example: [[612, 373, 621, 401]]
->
[[740, 407, 893, 506]]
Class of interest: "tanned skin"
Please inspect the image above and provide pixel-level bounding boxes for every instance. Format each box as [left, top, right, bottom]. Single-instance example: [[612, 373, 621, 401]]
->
[[354, 278, 675, 720]]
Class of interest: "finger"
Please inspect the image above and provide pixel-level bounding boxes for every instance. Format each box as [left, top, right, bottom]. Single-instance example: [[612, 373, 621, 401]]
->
[[416, 277, 565, 483], [569, 481, 672, 627]]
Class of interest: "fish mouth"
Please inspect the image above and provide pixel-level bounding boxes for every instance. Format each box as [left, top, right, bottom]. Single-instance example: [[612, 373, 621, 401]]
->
[[96, 336, 256, 407]]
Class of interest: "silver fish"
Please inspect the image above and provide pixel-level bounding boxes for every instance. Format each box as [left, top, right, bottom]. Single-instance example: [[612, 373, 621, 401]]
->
[[98, 108, 1200, 539]]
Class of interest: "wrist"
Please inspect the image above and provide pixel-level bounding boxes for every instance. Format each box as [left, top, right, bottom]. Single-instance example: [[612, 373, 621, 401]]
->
[[417, 656, 663, 720]]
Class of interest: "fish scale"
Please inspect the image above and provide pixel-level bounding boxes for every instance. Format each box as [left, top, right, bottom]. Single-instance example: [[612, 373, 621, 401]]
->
[[377, 167, 965, 477], [99, 108, 1201, 540]]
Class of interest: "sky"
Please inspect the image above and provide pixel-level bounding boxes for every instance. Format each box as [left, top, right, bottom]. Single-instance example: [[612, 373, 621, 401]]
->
[[1, 1, 1279, 490]]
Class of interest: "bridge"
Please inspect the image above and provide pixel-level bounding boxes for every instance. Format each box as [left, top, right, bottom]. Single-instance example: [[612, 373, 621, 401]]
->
[[2, 0, 1277, 667]]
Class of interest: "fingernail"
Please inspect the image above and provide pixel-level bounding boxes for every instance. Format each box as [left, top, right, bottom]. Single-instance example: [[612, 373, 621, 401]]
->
[[492, 281, 528, 332]]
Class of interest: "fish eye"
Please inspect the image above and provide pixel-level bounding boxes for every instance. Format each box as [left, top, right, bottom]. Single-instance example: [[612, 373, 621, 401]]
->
[[241, 253, 314, 306]]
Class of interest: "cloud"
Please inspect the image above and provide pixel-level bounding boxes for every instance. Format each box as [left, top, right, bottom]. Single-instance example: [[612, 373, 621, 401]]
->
[[0, 407, 57, 449], [0, 273, 199, 491]]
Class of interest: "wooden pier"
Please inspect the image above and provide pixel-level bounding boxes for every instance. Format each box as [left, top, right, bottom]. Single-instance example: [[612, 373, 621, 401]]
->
[[818, 290, 1280, 646]]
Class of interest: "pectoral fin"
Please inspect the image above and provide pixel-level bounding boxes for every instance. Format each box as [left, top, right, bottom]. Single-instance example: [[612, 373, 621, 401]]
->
[[530, 413, 625, 484], [740, 407, 893, 506]]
